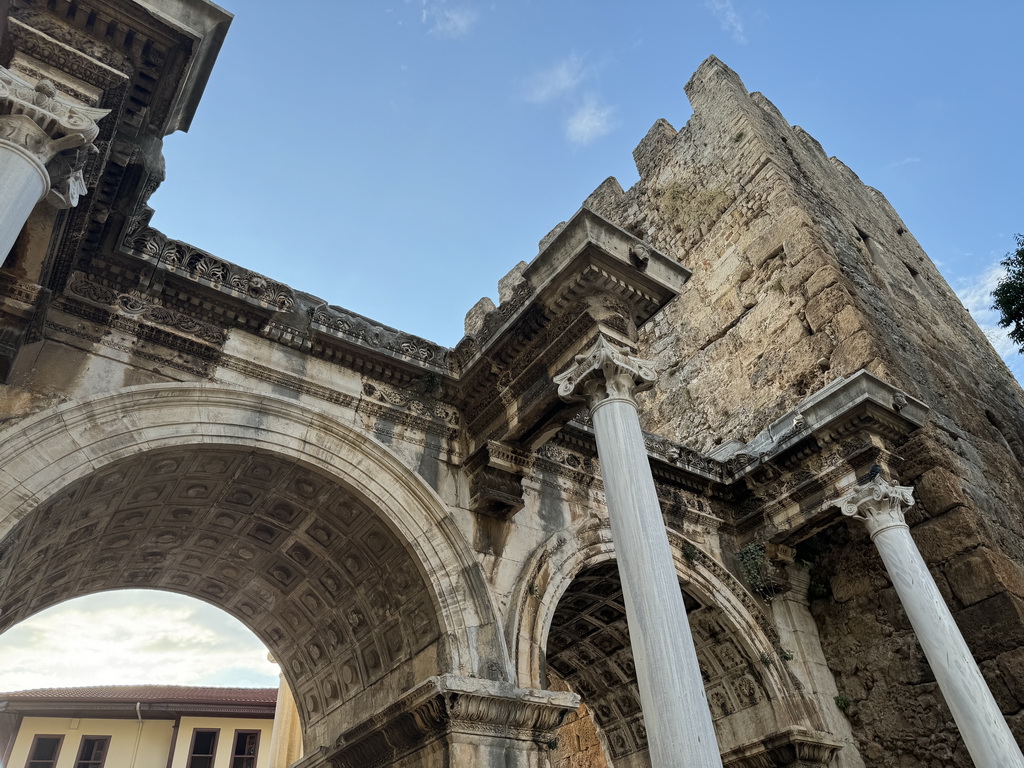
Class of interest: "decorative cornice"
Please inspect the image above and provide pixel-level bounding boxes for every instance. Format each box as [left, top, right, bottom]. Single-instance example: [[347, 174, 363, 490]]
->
[[720, 727, 844, 768], [326, 676, 577, 768], [123, 225, 295, 311], [834, 476, 915, 538], [554, 334, 657, 409], [311, 305, 451, 375]]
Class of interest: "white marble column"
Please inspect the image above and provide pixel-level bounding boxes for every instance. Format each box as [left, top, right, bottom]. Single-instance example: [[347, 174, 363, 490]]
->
[[836, 478, 1024, 768], [0, 68, 109, 260], [555, 334, 723, 768]]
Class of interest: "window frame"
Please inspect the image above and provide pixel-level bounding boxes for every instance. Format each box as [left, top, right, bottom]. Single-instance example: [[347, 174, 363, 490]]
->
[[73, 736, 110, 768], [185, 728, 220, 768], [229, 730, 260, 768], [25, 734, 64, 768]]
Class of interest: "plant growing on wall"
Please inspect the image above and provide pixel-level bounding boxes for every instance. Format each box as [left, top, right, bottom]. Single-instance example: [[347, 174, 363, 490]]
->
[[736, 542, 779, 602]]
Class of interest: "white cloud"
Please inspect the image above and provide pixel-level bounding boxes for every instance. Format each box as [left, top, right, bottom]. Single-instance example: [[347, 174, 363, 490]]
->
[[565, 98, 615, 146], [885, 157, 923, 170], [705, 0, 747, 44], [954, 261, 1019, 360], [423, 4, 479, 38], [523, 54, 585, 103], [0, 591, 278, 692]]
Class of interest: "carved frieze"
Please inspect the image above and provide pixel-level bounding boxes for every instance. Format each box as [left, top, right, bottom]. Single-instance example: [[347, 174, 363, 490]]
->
[[66, 272, 227, 344]]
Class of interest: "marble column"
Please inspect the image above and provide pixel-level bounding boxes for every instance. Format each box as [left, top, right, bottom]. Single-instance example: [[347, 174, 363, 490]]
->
[[0, 67, 109, 259], [836, 478, 1024, 768], [555, 334, 723, 768]]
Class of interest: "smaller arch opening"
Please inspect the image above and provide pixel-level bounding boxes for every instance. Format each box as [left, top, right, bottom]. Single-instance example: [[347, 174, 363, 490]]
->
[[545, 562, 772, 765]]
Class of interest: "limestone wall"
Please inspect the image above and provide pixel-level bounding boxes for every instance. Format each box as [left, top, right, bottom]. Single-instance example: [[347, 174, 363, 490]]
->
[[580, 55, 1024, 765]]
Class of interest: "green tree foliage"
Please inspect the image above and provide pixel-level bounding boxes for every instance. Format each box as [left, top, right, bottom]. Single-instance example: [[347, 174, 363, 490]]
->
[[993, 234, 1024, 352]]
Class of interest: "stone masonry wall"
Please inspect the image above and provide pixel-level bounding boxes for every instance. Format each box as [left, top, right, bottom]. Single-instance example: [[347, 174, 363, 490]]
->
[[579, 56, 1024, 766]]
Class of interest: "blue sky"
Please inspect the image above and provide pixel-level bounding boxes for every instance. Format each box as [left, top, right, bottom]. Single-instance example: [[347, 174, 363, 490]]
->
[[1, 0, 1023, 691]]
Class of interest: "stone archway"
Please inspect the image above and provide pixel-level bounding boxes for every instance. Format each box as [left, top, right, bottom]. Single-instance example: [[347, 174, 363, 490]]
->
[[515, 523, 835, 767], [0, 384, 503, 750]]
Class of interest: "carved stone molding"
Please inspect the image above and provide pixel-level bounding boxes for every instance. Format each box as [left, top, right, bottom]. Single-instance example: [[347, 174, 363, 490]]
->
[[554, 334, 657, 409], [0, 66, 109, 208], [326, 676, 577, 768], [123, 226, 295, 311], [312, 305, 452, 374], [834, 476, 915, 538], [66, 272, 227, 345], [720, 727, 843, 767], [466, 441, 532, 518]]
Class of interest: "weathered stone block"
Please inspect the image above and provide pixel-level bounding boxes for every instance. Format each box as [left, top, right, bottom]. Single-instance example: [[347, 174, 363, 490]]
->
[[804, 265, 844, 299], [915, 466, 969, 516], [957, 592, 1024, 660], [996, 647, 1024, 707], [946, 547, 1024, 607], [912, 506, 987, 564]]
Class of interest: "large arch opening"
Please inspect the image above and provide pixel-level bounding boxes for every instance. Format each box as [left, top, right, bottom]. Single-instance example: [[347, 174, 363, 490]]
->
[[0, 445, 442, 735], [0, 589, 278, 689]]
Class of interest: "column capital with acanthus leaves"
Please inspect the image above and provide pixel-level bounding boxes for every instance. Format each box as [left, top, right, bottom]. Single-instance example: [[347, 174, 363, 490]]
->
[[834, 477, 916, 538], [0, 67, 110, 208], [553, 334, 658, 411]]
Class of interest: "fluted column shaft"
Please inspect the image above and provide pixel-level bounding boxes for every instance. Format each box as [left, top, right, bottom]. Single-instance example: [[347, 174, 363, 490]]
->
[[555, 335, 722, 768], [838, 479, 1024, 768]]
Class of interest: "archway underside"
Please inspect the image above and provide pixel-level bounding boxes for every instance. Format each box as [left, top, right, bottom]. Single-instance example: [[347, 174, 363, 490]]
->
[[0, 446, 442, 728], [546, 562, 770, 763]]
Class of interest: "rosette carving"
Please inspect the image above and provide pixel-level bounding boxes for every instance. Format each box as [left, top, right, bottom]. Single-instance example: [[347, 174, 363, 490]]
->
[[553, 334, 657, 409]]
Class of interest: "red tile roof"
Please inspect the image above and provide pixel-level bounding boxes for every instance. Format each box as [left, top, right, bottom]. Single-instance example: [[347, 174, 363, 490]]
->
[[0, 685, 277, 705]]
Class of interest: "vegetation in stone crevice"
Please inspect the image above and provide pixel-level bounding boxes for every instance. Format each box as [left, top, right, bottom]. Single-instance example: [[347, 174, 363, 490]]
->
[[736, 542, 780, 602], [682, 541, 699, 563]]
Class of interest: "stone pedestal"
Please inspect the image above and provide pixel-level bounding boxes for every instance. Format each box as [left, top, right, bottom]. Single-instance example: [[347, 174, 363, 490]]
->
[[837, 478, 1024, 768], [555, 334, 723, 768]]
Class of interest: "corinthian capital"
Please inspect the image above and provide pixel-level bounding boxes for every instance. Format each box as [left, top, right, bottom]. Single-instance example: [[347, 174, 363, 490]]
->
[[553, 334, 657, 410], [834, 477, 915, 537], [0, 67, 110, 209]]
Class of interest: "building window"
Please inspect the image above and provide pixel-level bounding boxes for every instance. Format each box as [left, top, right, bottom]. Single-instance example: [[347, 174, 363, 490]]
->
[[25, 736, 63, 768], [230, 731, 260, 768], [187, 730, 219, 768], [74, 737, 110, 768]]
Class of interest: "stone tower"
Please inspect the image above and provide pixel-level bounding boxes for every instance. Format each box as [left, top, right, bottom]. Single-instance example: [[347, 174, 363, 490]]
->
[[575, 55, 1024, 765]]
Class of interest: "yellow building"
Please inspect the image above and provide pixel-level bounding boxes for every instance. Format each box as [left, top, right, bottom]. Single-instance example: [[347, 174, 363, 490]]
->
[[0, 687, 278, 768]]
